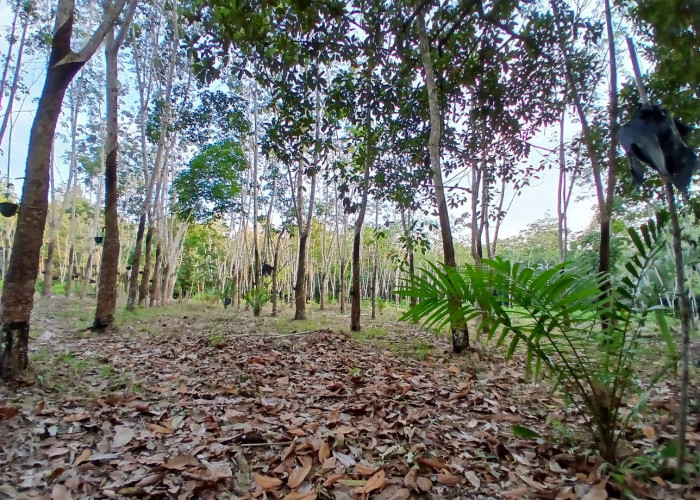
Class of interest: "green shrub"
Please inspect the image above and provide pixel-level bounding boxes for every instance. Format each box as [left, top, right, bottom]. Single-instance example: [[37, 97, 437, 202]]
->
[[243, 284, 270, 317]]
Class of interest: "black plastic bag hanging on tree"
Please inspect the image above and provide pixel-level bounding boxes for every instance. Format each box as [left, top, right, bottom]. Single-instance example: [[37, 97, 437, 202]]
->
[[616, 104, 697, 192]]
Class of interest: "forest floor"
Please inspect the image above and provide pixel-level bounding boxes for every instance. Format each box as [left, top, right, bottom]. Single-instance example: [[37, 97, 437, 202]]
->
[[0, 296, 698, 500]]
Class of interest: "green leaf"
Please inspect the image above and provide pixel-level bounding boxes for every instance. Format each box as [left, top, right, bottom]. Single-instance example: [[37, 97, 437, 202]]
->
[[512, 425, 542, 439], [660, 441, 678, 459]]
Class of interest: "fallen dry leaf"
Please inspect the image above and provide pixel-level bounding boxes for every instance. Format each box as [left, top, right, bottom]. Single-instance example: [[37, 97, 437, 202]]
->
[[287, 456, 313, 488], [318, 441, 330, 462], [581, 486, 608, 500], [417, 457, 448, 470], [282, 493, 317, 500], [135, 473, 165, 488], [51, 484, 72, 500], [112, 427, 135, 448], [73, 449, 91, 467], [63, 413, 89, 422], [436, 473, 461, 486], [416, 476, 432, 492], [642, 426, 656, 439], [355, 462, 377, 475], [254, 473, 283, 491], [355, 469, 385, 494], [464, 470, 480, 489], [0, 406, 18, 420], [163, 454, 199, 470], [404, 468, 417, 488]]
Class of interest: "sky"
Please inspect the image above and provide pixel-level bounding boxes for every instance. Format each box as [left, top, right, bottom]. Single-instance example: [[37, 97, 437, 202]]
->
[[0, 5, 599, 241]]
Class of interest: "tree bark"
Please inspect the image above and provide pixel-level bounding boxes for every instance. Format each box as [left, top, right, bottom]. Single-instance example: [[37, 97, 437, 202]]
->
[[292, 86, 320, 320], [252, 85, 260, 286], [371, 199, 379, 320], [350, 113, 372, 331], [95, 1, 134, 328], [149, 241, 162, 306], [139, 224, 154, 304], [1, 0, 130, 379], [416, 0, 468, 352], [399, 206, 417, 308]]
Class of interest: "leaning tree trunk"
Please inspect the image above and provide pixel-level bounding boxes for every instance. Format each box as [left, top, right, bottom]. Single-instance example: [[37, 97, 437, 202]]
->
[[0, 0, 131, 379], [416, 0, 468, 353]]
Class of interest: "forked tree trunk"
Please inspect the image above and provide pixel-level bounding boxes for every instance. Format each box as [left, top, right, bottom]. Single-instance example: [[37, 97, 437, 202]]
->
[[1, 0, 130, 379]]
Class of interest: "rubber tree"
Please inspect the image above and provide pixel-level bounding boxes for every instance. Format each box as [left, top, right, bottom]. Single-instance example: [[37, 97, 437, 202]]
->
[[415, 0, 469, 352], [0, 0, 133, 379], [94, 0, 137, 329]]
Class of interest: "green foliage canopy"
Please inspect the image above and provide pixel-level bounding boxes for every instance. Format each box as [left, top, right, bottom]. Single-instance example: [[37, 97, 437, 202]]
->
[[174, 139, 246, 222]]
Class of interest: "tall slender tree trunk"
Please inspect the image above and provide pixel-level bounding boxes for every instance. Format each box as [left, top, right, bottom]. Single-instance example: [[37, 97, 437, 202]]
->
[[400, 206, 417, 308], [1, 0, 130, 379], [371, 198, 379, 320], [600, 0, 618, 281], [139, 224, 154, 304], [271, 229, 285, 316], [350, 150, 371, 330], [416, 0, 468, 352], [95, 2, 134, 328], [43, 150, 59, 297], [339, 212, 348, 313], [293, 86, 320, 320], [252, 85, 260, 286], [551, 0, 616, 281], [149, 241, 162, 306], [557, 109, 567, 263]]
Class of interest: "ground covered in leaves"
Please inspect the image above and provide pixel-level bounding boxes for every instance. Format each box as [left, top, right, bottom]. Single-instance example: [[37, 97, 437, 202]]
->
[[1, 297, 698, 499]]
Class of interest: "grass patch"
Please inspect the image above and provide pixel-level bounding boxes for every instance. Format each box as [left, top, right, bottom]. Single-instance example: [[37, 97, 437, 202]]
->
[[351, 326, 386, 342], [206, 333, 228, 347]]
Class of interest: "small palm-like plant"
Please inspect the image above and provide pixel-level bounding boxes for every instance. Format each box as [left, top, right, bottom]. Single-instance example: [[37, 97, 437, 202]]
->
[[243, 284, 270, 317], [400, 213, 678, 463]]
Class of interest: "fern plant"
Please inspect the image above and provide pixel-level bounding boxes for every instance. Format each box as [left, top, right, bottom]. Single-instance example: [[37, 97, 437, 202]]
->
[[399, 212, 678, 463]]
